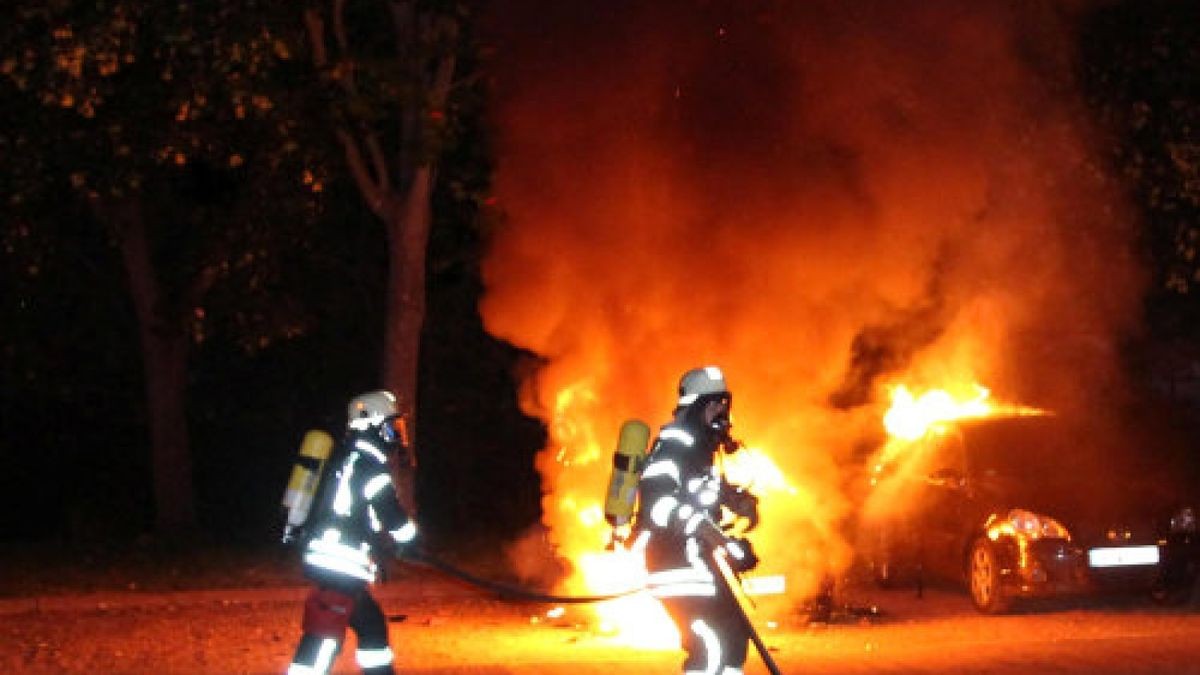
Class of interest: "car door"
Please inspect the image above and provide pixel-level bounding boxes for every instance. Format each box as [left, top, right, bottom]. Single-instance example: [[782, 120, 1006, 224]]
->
[[920, 430, 970, 579]]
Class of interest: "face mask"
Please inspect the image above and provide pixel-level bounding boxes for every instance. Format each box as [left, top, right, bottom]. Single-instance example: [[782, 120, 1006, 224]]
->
[[704, 395, 731, 430], [380, 414, 409, 446]]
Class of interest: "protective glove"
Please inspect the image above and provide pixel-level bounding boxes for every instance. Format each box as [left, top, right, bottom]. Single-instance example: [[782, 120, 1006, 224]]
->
[[694, 516, 729, 554], [721, 483, 760, 531], [723, 537, 760, 574], [389, 522, 419, 560]]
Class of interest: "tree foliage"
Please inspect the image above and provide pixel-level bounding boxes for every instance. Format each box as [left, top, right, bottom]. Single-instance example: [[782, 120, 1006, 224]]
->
[[1081, 0, 1200, 335], [1, 0, 496, 535], [1, 0, 335, 349], [0, 0, 336, 531]]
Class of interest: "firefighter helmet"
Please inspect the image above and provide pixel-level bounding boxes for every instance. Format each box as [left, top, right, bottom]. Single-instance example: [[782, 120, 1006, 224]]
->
[[677, 366, 729, 407], [347, 389, 411, 448], [347, 390, 399, 426]]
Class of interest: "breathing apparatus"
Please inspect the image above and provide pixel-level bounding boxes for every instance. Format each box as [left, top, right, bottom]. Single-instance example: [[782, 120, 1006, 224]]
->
[[281, 429, 335, 544], [281, 390, 412, 545], [603, 419, 652, 547]]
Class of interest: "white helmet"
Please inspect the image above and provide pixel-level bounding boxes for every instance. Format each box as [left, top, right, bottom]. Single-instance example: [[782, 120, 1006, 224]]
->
[[347, 390, 399, 429], [677, 366, 729, 407]]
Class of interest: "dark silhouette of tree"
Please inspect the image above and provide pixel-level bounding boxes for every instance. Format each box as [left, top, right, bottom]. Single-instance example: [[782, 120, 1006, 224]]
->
[[1081, 0, 1200, 337], [300, 1, 486, 513], [302, 2, 468, 440], [1, 1, 325, 532]]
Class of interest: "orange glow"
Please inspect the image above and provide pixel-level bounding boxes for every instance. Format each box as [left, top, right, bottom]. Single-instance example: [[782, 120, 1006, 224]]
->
[[722, 446, 800, 498], [875, 382, 1046, 471], [863, 381, 1048, 525], [481, 1, 1144, 652], [577, 548, 678, 648], [882, 384, 1044, 442], [537, 381, 802, 646], [535, 379, 675, 647]]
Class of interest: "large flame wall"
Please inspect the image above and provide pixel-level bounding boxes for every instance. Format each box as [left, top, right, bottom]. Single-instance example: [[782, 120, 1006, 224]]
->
[[478, 1, 1143, 606]]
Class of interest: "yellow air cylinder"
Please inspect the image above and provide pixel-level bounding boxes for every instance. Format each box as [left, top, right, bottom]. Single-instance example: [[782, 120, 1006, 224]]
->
[[604, 419, 652, 528], [281, 429, 334, 542]]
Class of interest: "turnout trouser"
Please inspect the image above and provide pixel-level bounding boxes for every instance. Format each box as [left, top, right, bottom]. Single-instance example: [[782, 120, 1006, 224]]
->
[[288, 582, 395, 674], [657, 585, 749, 675]]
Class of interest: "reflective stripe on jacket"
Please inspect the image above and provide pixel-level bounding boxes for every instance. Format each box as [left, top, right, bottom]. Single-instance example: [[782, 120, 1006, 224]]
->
[[637, 422, 723, 597], [303, 433, 414, 583]]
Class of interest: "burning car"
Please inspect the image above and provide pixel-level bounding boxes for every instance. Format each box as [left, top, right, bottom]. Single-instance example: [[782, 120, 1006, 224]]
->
[[859, 415, 1198, 613]]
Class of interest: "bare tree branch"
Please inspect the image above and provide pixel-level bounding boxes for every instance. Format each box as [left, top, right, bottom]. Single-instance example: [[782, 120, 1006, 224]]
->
[[391, 0, 418, 191], [187, 263, 221, 310], [430, 50, 456, 112], [365, 132, 391, 190], [390, 0, 414, 56], [424, 22, 457, 188], [309, 2, 385, 210], [332, 0, 359, 95], [418, 12, 433, 88], [332, 0, 350, 54], [337, 127, 389, 219], [302, 8, 328, 70]]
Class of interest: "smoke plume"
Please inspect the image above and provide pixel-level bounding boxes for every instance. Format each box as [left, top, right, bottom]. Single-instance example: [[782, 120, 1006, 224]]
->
[[478, 0, 1143, 603]]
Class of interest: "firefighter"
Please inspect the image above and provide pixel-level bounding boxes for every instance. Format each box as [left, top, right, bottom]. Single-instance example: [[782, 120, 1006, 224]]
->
[[635, 366, 760, 675], [288, 390, 418, 675]]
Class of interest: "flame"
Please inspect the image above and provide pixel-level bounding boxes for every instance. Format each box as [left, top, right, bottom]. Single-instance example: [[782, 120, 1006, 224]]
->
[[536, 380, 675, 647], [577, 548, 678, 647], [722, 446, 800, 496], [882, 383, 1044, 442], [864, 381, 1048, 521], [876, 382, 1046, 469], [538, 381, 801, 647], [480, 3, 1144, 651]]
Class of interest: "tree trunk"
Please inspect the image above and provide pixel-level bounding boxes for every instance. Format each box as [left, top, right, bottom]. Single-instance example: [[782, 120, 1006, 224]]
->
[[382, 167, 433, 516], [302, 2, 453, 518], [111, 198, 196, 532]]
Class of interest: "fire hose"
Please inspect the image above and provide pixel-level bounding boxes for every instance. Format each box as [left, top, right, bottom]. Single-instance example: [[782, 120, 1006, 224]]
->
[[707, 547, 783, 675], [395, 547, 645, 604], [396, 547, 781, 675]]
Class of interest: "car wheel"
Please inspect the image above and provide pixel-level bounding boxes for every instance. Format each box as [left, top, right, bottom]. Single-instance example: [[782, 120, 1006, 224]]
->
[[968, 537, 1011, 614]]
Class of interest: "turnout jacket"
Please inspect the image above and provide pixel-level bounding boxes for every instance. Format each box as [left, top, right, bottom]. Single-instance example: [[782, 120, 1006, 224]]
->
[[302, 431, 416, 584], [635, 421, 728, 598]]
